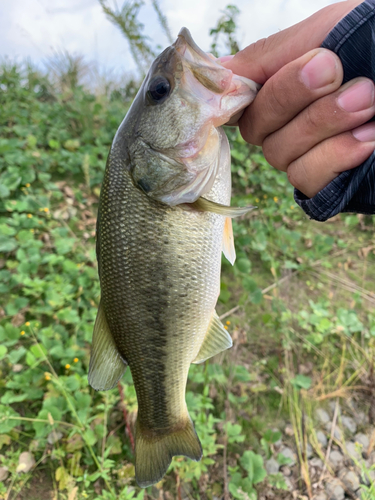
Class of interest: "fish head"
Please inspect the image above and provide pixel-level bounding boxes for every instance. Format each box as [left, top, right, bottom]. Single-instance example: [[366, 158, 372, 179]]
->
[[122, 28, 260, 205]]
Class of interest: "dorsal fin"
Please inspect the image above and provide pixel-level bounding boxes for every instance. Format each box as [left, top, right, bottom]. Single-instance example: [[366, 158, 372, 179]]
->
[[192, 311, 232, 364], [88, 301, 128, 391]]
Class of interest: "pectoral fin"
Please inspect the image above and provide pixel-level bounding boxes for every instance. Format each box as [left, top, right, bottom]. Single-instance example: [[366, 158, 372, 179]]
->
[[189, 197, 255, 217], [88, 301, 128, 391], [192, 311, 232, 364], [222, 217, 236, 265]]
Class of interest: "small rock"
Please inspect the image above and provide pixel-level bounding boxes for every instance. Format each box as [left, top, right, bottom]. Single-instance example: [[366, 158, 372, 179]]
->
[[345, 442, 362, 463], [354, 433, 369, 450], [12, 364, 23, 372], [280, 465, 292, 476], [316, 408, 330, 425], [317, 430, 328, 448], [354, 411, 368, 426], [341, 416, 357, 435], [369, 451, 375, 465], [313, 494, 328, 500], [306, 442, 314, 458], [338, 469, 360, 492], [283, 477, 293, 491], [310, 457, 324, 469], [325, 480, 345, 500], [47, 431, 63, 445], [0, 466, 9, 481], [329, 450, 344, 470], [284, 424, 294, 436], [279, 446, 297, 466], [265, 458, 280, 475], [325, 422, 342, 440], [16, 451, 35, 473], [328, 401, 341, 416]]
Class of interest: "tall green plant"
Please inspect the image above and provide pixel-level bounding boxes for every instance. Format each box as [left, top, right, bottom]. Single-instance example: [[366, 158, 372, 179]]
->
[[210, 5, 240, 57], [98, 0, 156, 74]]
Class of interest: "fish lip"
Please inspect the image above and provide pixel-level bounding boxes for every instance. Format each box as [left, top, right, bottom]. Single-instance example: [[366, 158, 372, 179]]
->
[[176, 27, 208, 61]]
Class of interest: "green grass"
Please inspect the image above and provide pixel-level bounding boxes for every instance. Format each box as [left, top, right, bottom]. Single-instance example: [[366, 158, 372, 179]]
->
[[1, 63, 375, 500]]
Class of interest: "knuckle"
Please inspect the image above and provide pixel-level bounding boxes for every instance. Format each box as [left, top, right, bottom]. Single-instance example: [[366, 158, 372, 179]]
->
[[265, 77, 290, 117], [262, 136, 288, 171], [304, 105, 324, 133], [287, 160, 307, 192]]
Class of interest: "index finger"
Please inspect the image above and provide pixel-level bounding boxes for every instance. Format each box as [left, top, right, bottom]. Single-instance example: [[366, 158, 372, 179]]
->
[[222, 0, 363, 83]]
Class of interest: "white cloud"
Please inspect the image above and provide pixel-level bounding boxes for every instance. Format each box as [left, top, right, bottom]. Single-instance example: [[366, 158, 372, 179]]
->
[[0, 0, 339, 74]]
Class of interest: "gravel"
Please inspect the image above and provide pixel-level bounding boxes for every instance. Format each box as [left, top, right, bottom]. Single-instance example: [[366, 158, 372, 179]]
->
[[329, 450, 344, 471], [313, 494, 328, 500], [354, 432, 369, 450], [341, 416, 357, 434], [316, 408, 330, 425], [265, 458, 280, 474], [317, 430, 328, 448], [325, 480, 345, 500], [310, 457, 324, 469], [280, 465, 292, 476], [338, 468, 360, 492], [325, 422, 342, 440], [354, 410, 368, 426], [346, 442, 362, 463], [279, 446, 297, 466]]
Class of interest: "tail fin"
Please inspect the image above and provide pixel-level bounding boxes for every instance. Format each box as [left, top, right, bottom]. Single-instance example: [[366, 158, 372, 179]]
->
[[135, 417, 202, 488]]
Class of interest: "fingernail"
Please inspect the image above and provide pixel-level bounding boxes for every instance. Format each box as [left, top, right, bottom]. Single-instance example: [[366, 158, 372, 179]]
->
[[338, 80, 375, 112], [218, 55, 235, 63], [352, 122, 375, 142], [301, 51, 338, 90]]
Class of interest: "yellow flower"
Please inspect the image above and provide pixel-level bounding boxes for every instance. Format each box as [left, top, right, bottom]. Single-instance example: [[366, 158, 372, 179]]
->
[[74, 357, 79, 363], [65, 364, 71, 370], [226, 321, 231, 325], [25, 183, 31, 188], [27, 214, 32, 218], [25, 322, 30, 327], [273, 196, 278, 202], [45, 374, 51, 381], [290, 205, 295, 210], [20, 331, 25, 335], [224, 326, 228, 330], [255, 198, 259, 203], [43, 207, 49, 213], [30, 229, 34, 233]]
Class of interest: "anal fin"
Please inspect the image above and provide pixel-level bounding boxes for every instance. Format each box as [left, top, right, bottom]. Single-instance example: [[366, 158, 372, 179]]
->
[[222, 217, 236, 265], [88, 300, 127, 391], [192, 311, 232, 364]]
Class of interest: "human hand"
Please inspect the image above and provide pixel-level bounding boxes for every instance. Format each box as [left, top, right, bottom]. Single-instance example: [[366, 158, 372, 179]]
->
[[221, 0, 375, 198]]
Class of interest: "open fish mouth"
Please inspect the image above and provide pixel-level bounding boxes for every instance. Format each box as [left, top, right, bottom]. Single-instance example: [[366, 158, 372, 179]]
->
[[175, 27, 260, 113]]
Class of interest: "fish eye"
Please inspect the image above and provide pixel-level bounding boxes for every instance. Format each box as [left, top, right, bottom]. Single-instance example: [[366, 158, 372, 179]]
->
[[147, 76, 171, 104]]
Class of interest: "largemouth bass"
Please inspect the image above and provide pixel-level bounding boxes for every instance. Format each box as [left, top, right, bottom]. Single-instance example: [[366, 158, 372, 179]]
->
[[89, 28, 259, 487]]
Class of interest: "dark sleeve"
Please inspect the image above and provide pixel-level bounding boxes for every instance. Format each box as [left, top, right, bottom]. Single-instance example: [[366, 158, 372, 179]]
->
[[294, 0, 375, 221]]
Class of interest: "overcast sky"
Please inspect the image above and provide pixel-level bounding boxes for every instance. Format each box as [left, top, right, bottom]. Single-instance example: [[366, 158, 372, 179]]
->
[[1, 0, 339, 77]]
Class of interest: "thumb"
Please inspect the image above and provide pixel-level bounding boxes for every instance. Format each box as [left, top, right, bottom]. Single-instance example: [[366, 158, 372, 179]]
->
[[222, 0, 363, 83]]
